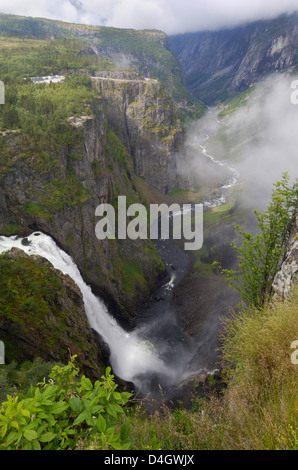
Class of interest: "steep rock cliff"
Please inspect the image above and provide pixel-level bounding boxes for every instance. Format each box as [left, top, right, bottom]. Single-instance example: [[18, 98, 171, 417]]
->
[[273, 215, 298, 301], [170, 13, 298, 104], [0, 75, 188, 325], [93, 71, 188, 193]]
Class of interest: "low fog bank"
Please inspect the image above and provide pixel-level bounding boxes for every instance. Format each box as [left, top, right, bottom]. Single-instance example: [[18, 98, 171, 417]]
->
[[227, 75, 298, 211], [183, 74, 298, 213]]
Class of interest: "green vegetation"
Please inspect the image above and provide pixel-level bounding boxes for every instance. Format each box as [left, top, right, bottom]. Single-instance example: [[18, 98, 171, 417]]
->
[[0, 36, 113, 79], [177, 102, 206, 123], [0, 14, 67, 40], [0, 250, 100, 370], [0, 13, 199, 109], [1, 285, 296, 450], [0, 38, 105, 212], [0, 224, 30, 237], [106, 129, 129, 164], [0, 359, 55, 404], [0, 36, 115, 150], [223, 173, 298, 308], [126, 286, 297, 450], [0, 74, 97, 146], [87, 27, 194, 105], [190, 198, 240, 277], [0, 252, 68, 328], [217, 86, 256, 117], [0, 358, 133, 450], [120, 259, 147, 297]]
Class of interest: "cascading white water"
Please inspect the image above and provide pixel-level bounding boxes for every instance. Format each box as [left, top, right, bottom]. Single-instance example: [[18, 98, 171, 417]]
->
[[0, 232, 174, 387]]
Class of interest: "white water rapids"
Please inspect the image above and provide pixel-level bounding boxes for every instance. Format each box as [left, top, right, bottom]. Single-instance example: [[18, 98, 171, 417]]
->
[[194, 134, 240, 209], [189, 109, 240, 209]]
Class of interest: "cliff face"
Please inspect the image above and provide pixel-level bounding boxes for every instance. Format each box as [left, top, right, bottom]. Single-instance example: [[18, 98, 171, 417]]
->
[[93, 72, 188, 193], [170, 13, 298, 104], [0, 248, 105, 380], [273, 215, 298, 301], [0, 75, 187, 325]]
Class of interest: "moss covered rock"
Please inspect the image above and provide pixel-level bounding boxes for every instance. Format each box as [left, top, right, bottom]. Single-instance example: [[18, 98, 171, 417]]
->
[[0, 248, 106, 381]]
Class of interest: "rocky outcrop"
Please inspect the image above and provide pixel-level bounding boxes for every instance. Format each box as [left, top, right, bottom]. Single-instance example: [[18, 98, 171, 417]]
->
[[92, 72, 189, 193], [272, 215, 298, 301], [171, 13, 298, 104], [0, 75, 190, 325], [0, 248, 106, 381]]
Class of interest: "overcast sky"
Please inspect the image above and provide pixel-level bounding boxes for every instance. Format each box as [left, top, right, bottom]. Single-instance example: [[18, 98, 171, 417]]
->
[[0, 0, 297, 34]]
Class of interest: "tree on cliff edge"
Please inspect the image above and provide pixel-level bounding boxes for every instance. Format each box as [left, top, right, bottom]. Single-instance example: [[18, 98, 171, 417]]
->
[[223, 173, 298, 308]]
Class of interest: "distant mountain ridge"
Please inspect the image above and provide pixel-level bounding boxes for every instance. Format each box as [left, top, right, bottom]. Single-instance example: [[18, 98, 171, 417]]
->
[[170, 13, 298, 104]]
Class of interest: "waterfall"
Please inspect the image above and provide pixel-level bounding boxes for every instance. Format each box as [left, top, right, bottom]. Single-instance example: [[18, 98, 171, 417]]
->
[[0, 232, 174, 388]]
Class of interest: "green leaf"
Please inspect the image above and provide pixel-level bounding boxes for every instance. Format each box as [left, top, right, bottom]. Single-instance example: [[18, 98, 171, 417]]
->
[[32, 440, 41, 450], [120, 392, 133, 403], [5, 430, 18, 446], [39, 432, 56, 443], [120, 420, 130, 441], [97, 414, 106, 433], [49, 401, 69, 414], [23, 441, 32, 450], [113, 392, 122, 402], [113, 404, 124, 414], [106, 404, 117, 418], [23, 429, 38, 441], [38, 412, 56, 427], [111, 442, 124, 450], [69, 397, 83, 413], [81, 376, 93, 391], [90, 404, 103, 415], [1, 423, 8, 438], [42, 385, 59, 399], [73, 410, 89, 426], [122, 441, 133, 450]]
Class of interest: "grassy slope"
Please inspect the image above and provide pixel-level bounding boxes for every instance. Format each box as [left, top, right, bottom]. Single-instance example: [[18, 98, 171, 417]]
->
[[0, 13, 205, 119], [127, 287, 298, 450]]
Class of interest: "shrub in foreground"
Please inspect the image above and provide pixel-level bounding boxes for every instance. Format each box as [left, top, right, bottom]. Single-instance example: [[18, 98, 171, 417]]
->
[[0, 356, 133, 450]]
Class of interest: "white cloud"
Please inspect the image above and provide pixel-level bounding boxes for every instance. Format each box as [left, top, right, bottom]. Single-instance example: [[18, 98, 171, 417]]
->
[[0, 0, 297, 34]]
